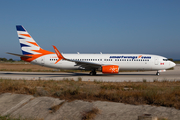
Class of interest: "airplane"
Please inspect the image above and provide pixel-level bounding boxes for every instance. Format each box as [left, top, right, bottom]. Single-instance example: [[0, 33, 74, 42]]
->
[[7, 25, 176, 76]]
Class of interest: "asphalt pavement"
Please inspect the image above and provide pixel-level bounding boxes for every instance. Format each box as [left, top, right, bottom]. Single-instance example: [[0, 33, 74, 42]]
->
[[0, 65, 179, 82]]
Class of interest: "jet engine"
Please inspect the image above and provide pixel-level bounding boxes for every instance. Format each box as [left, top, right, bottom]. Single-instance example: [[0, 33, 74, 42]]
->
[[102, 65, 119, 74]]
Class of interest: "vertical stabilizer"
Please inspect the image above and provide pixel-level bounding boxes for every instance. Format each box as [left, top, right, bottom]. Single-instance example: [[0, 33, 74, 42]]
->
[[16, 25, 54, 62], [16, 25, 41, 55]]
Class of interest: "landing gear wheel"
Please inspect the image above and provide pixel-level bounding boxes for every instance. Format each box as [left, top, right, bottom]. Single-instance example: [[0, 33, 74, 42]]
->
[[156, 72, 160, 76], [93, 71, 96, 75], [90, 71, 96, 76], [90, 71, 93, 76]]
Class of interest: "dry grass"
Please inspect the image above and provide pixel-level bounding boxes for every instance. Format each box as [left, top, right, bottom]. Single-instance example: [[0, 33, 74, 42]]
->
[[174, 61, 180, 64], [158, 118, 169, 120], [0, 63, 86, 72], [49, 101, 66, 113], [0, 79, 180, 109], [82, 107, 100, 120], [0, 63, 53, 72]]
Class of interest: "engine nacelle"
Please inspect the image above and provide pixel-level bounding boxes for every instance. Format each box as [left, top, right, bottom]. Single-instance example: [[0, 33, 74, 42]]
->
[[102, 65, 119, 74]]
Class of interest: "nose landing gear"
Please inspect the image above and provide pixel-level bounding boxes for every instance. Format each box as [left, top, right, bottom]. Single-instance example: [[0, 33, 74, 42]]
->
[[156, 71, 160, 76]]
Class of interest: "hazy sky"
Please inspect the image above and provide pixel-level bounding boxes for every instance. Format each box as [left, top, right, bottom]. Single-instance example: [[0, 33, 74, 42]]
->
[[0, 0, 179, 60]]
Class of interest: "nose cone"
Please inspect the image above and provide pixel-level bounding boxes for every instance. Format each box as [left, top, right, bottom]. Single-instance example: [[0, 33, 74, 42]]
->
[[170, 61, 176, 68]]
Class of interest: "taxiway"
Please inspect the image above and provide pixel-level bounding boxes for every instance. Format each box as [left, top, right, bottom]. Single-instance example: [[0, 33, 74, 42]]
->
[[0, 65, 179, 82]]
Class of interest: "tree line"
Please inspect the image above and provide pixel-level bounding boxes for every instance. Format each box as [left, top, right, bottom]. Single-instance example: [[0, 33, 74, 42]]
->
[[0, 58, 15, 62]]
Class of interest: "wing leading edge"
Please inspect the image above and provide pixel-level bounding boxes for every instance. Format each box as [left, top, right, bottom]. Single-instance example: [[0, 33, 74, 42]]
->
[[52, 45, 102, 70]]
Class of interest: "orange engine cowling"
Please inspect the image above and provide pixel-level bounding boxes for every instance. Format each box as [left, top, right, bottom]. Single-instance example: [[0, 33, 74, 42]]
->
[[102, 65, 119, 74]]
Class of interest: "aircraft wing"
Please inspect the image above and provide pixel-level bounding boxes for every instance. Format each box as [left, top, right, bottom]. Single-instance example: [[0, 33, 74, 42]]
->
[[6, 52, 32, 58], [52, 46, 102, 70], [69, 59, 101, 70]]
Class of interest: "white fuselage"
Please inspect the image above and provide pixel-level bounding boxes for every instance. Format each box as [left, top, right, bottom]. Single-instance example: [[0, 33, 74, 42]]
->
[[31, 53, 176, 71]]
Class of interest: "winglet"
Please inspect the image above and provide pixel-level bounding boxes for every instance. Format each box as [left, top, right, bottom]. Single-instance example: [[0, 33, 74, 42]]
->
[[52, 45, 65, 64]]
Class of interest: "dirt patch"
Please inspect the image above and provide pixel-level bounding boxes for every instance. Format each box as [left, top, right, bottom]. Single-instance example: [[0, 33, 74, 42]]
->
[[0, 63, 53, 72], [82, 107, 100, 120], [49, 101, 66, 113]]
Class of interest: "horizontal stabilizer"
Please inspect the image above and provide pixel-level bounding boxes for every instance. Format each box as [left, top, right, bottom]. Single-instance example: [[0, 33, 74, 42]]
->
[[6, 52, 32, 58]]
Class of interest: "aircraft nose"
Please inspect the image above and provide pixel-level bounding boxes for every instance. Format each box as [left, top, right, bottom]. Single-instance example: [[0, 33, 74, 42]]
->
[[170, 61, 176, 68]]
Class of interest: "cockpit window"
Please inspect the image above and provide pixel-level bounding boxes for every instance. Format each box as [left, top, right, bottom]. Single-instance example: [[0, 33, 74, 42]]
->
[[163, 59, 168, 61]]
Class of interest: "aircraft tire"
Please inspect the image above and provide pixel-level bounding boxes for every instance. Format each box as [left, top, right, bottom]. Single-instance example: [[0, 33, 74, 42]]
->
[[90, 71, 96, 76], [90, 72, 93, 76], [156, 72, 160, 76]]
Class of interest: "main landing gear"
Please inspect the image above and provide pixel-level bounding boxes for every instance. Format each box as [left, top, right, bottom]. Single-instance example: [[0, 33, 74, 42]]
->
[[156, 71, 160, 76], [90, 70, 96, 76]]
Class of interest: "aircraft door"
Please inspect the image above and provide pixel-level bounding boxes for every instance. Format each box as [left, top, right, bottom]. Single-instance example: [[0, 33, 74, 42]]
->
[[154, 57, 159, 65], [41, 57, 45, 66]]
